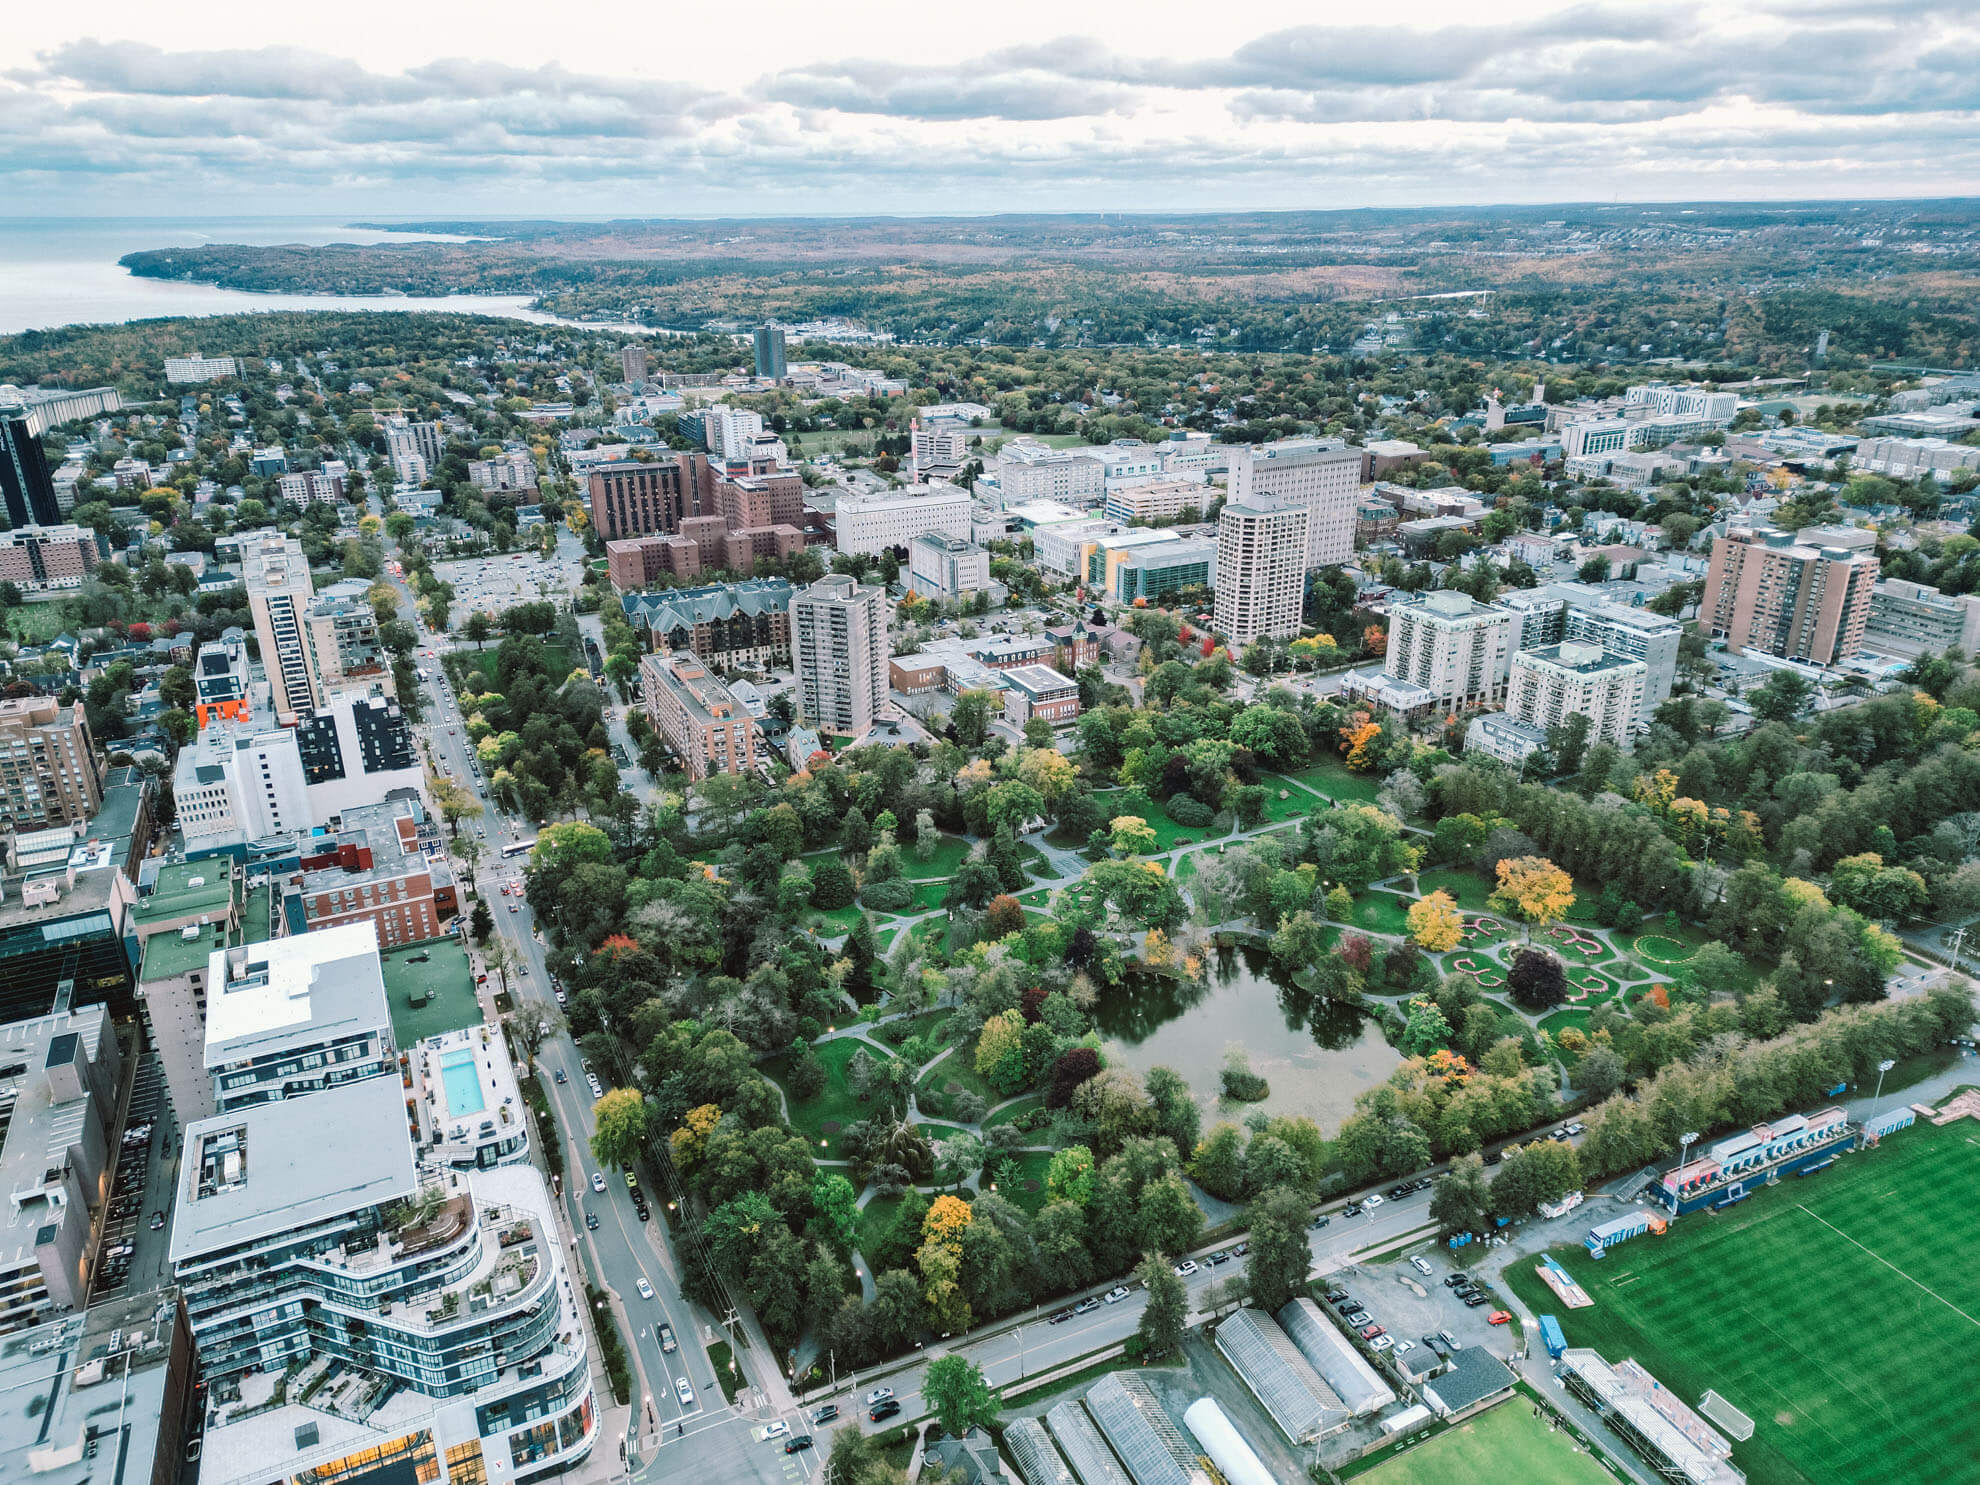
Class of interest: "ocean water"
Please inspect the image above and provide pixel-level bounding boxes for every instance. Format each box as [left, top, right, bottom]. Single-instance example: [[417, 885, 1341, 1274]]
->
[[0, 217, 634, 335]]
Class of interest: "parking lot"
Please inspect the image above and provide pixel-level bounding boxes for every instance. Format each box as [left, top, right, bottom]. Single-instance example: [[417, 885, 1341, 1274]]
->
[[1319, 1245, 1522, 1376], [91, 1050, 176, 1303], [433, 551, 576, 618]]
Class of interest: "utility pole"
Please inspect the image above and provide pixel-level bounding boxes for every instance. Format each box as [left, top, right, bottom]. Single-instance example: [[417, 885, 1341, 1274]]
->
[[1950, 924, 1966, 974]]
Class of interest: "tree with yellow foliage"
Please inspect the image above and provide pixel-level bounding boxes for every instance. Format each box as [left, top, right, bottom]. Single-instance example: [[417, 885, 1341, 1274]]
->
[[669, 1103, 722, 1170], [1339, 713, 1383, 771], [1488, 856, 1576, 941], [923, 1194, 974, 1247], [1406, 889, 1464, 952]]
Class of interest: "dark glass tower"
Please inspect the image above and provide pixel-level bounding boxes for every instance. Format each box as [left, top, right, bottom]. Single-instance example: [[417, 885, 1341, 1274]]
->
[[1, 396, 61, 527]]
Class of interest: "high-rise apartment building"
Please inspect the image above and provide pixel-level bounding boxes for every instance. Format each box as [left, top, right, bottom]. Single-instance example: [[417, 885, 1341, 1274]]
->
[[240, 533, 319, 724], [1227, 438, 1361, 569], [0, 523, 100, 592], [754, 326, 787, 380], [0, 695, 103, 831], [174, 716, 312, 853], [1701, 527, 1877, 665], [162, 353, 238, 384], [1214, 503, 1308, 645], [1864, 578, 1980, 659], [303, 591, 388, 691], [792, 574, 890, 736], [0, 389, 62, 528], [1500, 581, 1681, 726], [640, 651, 759, 779], [1380, 590, 1515, 713], [193, 635, 254, 729], [622, 343, 649, 384], [588, 457, 698, 540], [1504, 642, 1647, 748]]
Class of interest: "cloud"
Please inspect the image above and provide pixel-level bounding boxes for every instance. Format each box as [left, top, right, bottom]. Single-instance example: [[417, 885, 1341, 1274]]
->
[[4, 7, 1979, 212]]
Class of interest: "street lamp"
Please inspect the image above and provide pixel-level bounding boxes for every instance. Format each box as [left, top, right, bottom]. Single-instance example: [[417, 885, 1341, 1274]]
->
[[1874, 1058, 1897, 1103]]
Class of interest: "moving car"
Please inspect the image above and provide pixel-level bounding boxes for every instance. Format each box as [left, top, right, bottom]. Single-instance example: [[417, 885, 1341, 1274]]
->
[[1073, 1298, 1101, 1315], [764, 1422, 789, 1440], [590, 1173, 606, 1193], [636, 1279, 655, 1300], [811, 1405, 839, 1425], [1173, 1260, 1198, 1278], [554, 1068, 567, 1083], [660, 1325, 677, 1353], [1363, 1194, 1384, 1209], [869, 1400, 901, 1424], [1343, 1201, 1364, 1217], [864, 1387, 894, 1406], [784, 1435, 814, 1454], [1104, 1286, 1131, 1304], [1309, 1214, 1330, 1230], [676, 1378, 695, 1407], [585, 1213, 599, 1231]]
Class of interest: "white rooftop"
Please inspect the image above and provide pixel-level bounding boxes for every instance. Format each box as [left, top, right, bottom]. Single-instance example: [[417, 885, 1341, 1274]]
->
[[203, 920, 389, 1068]]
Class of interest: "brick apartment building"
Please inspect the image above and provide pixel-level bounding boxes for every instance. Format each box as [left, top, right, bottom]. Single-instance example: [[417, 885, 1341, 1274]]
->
[[1701, 528, 1877, 665], [0, 695, 104, 830], [640, 651, 758, 780], [288, 803, 453, 947]]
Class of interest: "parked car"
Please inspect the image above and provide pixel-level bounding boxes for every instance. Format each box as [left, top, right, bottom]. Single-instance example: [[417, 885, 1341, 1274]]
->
[[1323, 1287, 1348, 1303], [1074, 1298, 1101, 1315], [1173, 1260, 1198, 1278], [1444, 1272, 1471, 1287], [1422, 1333, 1446, 1353], [1231, 1242, 1248, 1258], [1343, 1201, 1363, 1217], [1346, 1310, 1371, 1327], [1207, 1250, 1231, 1266], [1488, 1310, 1512, 1325], [1565, 1121, 1585, 1136], [1409, 1256, 1433, 1275], [1439, 1329, 1461, 1350], [1363, 1194, 1384, 1209], [1370, 1335, 1394, 1351], [1104, 1286, 1131, 1304], [1047, 1308, 1074, 1324], [1394, 1339, 1416, 1353], [1310, 1214, 1331, 1230], [1463, 1294, 1489, 1308], [1359, 1324, 1385, 1339]]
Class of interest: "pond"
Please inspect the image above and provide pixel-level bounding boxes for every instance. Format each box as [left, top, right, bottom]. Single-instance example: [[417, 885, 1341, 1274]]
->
[[1093, 944, 1403, 1133]]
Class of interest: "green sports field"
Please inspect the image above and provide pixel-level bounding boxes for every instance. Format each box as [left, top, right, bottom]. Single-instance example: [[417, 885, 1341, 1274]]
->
[[1361, 1396, 1615, 1485], [1507, 1116, 1980, 1485]]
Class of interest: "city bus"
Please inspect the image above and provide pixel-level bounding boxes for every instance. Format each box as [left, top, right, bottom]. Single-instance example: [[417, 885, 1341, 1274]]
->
[[502, 839, 538, 859]]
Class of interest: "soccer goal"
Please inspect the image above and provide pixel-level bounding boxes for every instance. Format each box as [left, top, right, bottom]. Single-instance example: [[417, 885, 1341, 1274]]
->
[[1700, 1391, 1756, 1441]]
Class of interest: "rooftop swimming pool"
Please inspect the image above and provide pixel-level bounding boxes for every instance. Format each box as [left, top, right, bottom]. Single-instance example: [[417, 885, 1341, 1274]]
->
[[440, 1048, 486, 1118]]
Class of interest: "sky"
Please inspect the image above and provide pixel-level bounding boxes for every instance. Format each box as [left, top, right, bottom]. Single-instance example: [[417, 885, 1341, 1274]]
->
[[4, 0, 1978, 216]]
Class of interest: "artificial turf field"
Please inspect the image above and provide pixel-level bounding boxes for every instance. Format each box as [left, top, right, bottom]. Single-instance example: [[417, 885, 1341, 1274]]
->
[[1361, 1397, 1617, 1485], [1507, 1116, 1980, 1485]]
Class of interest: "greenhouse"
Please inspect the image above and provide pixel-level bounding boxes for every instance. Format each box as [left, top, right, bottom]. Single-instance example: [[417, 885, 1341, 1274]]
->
[[1082, 1374, 1210, 1485], [1212, 1306, 1349, 1441]]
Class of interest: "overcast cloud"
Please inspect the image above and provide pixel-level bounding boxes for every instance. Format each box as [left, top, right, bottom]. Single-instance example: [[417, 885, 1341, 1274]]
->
[[2, 0, 1977, 213]]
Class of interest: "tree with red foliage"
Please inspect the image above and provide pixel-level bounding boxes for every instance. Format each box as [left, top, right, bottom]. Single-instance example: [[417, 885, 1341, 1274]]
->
[[1047, 1047, 1101, 1109], [985, 894, 1026, 940], [1019, 985, 1048, 1024], [1339, 934, 1373, 974], [1506, 948, 1568, 1010]]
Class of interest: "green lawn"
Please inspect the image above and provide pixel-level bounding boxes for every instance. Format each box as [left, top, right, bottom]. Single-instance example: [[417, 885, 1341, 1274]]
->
[[6, 601, 71, 644], [1361, 1396, 1613, 1485], [989, 1149, 1055, 1214], [1343, 891, 1414, 936], [871, 1010, 952, 1049], [1506, 1118, 1980, 1485], [1415, 867, 1500, 913], [807, 902, 868, 935], [982, 1095, 1046, 1130], [908, 879, 951, 912], [1257, 783, 1326, 824], [766, 1037, 896, 1159], [382, 939, 482, 1044], [1274, 759, 1384, 804], [900, 834, 974, 881], [915, 1044, 1005, 1119]]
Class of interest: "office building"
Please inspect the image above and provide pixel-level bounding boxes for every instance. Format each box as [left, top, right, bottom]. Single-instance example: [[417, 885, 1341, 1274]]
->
[[1104, 478, 1213, 525], [289, 803, 449, 947], [1624, 384, 1740, 423], [0, 832, 139, 1027], [1109, 536, 1216, 604], [1033, 518, 1120, 578], [1561, 420, 1630, 459], [640, 651, 758, 780], [1500, 582, 1681, 722], [621, 579, 794, 668], [1380, 590, 1515, 713], [1214, 503, 1308, 645], [174, 718, 311, 855], [131, 860, 261, 1124], [994, 439, 1106, 506], [0, 1004, 122, 1335], [0, 1289, 197, 1485], [1701, 528, 1877, 665], [0, 389, 63, 528], [1852, 435, 1980, 482], [163, 354, 238, 384], [240, 533, 319, 724], [0, 523, 100, 594], [0, 695, 103, 832], [1360, 439, 1428, 481], [910, 423, 970, 481], [296, 687, 424, 819], [1864, 578, 1980, 659], [753, 326, 787, 380], [1001, 665, 1081, 728], [621, 343, 648, 384], [171, 1078, 598, 1485], [833, 483, 972, 555], [908, 533, 993, 600], [1227, 438, 1361, 569], [792, 574, 890, 736], [1504, 642, 1648, 748]]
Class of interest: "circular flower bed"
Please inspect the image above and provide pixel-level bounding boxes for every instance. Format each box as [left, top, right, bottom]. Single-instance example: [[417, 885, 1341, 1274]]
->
[[1632, 934, 1696, 966]]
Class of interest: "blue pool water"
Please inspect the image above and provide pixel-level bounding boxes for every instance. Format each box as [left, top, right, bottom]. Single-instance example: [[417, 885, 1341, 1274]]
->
[[441, 1049, 486, 1118]]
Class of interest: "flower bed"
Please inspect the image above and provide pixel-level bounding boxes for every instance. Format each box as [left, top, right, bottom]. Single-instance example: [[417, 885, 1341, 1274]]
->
[[1632, 934, 1696, 966]]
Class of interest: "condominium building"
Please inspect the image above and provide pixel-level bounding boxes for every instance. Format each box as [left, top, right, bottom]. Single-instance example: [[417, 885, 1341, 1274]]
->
[[295, 686, 424, 819], [0, 388, 62, 527], [993, 439, 1106, 507], [833, 482, 972, 555], [792, 574, 890, 736], [621, 343, 648, 384], [241, 532, 319, 724], [2, 381, 122, 437], [1701, 528, 1877, 665], [1852, 436, 1980, 482], [0, 695, 103, 831], [163, 354, 238, 384], [193, 635, 254, 728], [1624, 384, 1740, 422], [621, 579, 794, 668], [641, 651, 759, 779], [1504, 642, 1647, 748], [0, 1004, 121, 1335], [1499, 581, 1681, 723], [907, 533, 993, 600], [703, 406, 766, 461], [0, 523, 100, 593], [1227, 438, 1361, 569], [1864, 578, 1980, 659], [171, 1076, 597, 1485], [174, 716, 312, 854], [383, 415, 447, 470], [132, 859, 262, 1125], [1380, 590, 1515, 713], [303, 591, 388, 692], [467, 450, 538, 491], [754, 327, 787, 380], [1214, 503, 1308, 645], [588, 458, 698, 541]]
